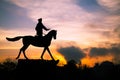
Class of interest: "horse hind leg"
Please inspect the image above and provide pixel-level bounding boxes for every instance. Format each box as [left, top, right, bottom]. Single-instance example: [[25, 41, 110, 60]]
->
[[16, 48, 22, 59], [22, 44, 29, 59], [16, 44, 29, 59]]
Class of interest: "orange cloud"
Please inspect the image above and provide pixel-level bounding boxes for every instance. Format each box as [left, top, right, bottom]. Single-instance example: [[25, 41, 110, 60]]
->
[[81, 55, 114, 67]]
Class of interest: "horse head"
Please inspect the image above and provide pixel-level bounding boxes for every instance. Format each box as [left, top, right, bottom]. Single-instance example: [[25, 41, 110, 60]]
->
[[47, 30, 57, 39], [52, 30, 57, 39]]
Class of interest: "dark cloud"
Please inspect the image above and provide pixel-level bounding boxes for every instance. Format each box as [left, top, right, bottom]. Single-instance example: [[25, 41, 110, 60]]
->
[[89, 46, 120, 64], [111, 43, 120, 48], [89, 46, 120, 57], [57, 46, 86, 63], [110, 46, 120, 64], [89, 47, 109, 57], [114, 25, 120, 38], [110, 47, 120, 55]]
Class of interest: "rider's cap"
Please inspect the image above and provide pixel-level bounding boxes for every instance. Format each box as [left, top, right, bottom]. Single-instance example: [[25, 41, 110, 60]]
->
[[38, 18, 42, 21]]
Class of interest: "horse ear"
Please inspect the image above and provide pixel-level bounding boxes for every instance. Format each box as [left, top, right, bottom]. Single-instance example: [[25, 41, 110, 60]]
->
[[53, 30, 57, 32], [55, 30, 57, 33]]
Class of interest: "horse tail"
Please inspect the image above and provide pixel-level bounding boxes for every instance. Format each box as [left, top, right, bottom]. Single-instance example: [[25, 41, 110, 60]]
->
[[6, 36, 23, 41]]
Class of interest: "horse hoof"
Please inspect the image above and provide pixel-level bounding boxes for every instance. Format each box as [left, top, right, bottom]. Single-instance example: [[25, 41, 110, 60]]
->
[[41, 58, 44, 60], [41, 57, 44, 60], [52, 59, 59, 63], [25, 58, 29, 60], [16, 57, 18, 59]]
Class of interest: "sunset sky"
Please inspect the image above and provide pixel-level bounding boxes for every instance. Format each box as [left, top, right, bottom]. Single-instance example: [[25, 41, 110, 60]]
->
[[0, 0, 120, 67]]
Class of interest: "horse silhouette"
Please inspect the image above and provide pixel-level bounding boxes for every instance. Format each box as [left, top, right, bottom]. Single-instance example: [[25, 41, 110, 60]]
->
[[6, 30, 57, 60]]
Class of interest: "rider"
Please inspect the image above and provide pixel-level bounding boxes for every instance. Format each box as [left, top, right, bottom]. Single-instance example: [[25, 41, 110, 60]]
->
[[35, 18, 50, 37]]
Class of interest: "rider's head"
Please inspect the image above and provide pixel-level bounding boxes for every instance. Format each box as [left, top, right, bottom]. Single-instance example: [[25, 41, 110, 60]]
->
[[38, 18, 42, 22]]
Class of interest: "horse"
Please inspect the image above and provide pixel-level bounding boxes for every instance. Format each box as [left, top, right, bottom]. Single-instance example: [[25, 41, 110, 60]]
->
[[6, 30, 57, 60]]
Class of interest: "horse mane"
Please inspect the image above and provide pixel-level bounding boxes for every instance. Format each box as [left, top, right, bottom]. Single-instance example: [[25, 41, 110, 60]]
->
[[46, 30, 57, 36], [49, 30, 57, 33]]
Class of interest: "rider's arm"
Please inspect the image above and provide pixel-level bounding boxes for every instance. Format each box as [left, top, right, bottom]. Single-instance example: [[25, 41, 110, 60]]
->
[[42, 23, 50, 31]]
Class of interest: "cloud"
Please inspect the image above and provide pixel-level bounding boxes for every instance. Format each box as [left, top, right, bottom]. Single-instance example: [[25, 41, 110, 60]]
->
[[114, 25, 120, 39], [110, 47, 120, 55], [89, 46, 120, 57], [9, 0, 102, 27], [101, 16, 120, 43], [7, 0, 97, 42], [89, 47, 109, 57], [108, 46, 120, 64], [3, 0, 120, 48], [83, 14, 120, 47], [7, 0, 117, 44], [97, 0, 120, 14], [57, 46, 86, 63], [89, 46, 120, 64]]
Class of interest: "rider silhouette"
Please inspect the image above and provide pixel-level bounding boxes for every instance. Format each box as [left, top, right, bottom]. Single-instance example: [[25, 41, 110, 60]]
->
[[35, 18, 50, 37]]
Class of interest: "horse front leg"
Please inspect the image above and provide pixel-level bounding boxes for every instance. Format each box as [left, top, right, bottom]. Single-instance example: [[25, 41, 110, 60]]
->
[[41, 47, 47, 59], [46, 47, 55, 60]]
